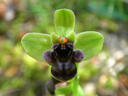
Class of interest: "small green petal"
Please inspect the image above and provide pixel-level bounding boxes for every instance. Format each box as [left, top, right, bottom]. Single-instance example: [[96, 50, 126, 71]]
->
[[21, 33, 52, 62], [54, 9, 75, 36], [67, 31, 75, 43], [51, 32, 59, 44], [75, 31, 104, 60]]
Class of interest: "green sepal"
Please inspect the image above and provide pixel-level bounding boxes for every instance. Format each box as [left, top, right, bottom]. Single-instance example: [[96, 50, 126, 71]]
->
[[75, 31, 104, 60], [54, 9, 75, 36], [67, 31, 75, 43], [51, 32, 59, 44], [21, 33, 52, 62]]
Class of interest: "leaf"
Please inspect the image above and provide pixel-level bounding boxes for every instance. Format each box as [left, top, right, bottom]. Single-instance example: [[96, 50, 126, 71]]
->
[[67, 31, 75, 43], [55, 84, 72, 96], [75, 31, 104, 60], [21, 33, 52, 62], [51, 32, 59, 44], [54, 9, 75, 36], [78, 85, 85, 96]]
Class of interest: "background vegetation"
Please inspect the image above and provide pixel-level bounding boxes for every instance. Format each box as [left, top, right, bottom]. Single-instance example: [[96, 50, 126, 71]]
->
[[0, 0, 128, 96]]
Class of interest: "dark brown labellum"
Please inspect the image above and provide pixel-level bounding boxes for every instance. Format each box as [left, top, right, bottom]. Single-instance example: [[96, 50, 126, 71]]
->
[[43, 43, 84, 82], [51, 43, 76, 82]]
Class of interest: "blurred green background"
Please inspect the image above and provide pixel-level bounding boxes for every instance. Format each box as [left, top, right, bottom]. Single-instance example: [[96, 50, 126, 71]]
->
[[0, 0, 128, 96]]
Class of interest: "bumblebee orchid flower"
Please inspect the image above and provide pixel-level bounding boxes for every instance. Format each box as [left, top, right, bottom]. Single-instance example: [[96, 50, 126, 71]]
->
[[21, 9, 103, 96]]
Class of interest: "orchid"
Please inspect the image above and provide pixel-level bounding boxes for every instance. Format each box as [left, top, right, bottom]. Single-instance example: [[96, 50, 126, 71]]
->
[[21, 9, 103, 96]]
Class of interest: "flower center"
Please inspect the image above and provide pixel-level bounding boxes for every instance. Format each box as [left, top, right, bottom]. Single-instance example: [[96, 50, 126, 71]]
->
[[58, 36, 68, 49], [58, 36, 68, 44]]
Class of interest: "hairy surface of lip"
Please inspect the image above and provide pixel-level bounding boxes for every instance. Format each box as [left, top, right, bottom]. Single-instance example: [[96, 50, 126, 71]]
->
[[43, 43, 84, 82], [51, 43, 76, 81]]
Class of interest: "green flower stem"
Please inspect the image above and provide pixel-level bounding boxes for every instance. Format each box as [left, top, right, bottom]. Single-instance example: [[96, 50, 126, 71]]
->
[[72, 63, 79, 96]]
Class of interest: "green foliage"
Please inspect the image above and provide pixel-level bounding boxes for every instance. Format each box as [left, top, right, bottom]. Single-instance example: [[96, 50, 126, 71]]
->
[[87, 0, 128, 21], [105, 78, 115, 89], [55, 84, 72, 96]]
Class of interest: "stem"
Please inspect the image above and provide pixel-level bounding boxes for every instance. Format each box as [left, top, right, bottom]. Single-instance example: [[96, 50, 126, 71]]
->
[[72, 63, 79, 96]]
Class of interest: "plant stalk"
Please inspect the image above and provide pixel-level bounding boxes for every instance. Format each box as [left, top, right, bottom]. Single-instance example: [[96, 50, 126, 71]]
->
[[72, 63, 79, 96]]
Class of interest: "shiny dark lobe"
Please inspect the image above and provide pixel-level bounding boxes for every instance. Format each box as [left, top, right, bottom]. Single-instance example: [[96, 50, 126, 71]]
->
[[43, 42, 84, 82]]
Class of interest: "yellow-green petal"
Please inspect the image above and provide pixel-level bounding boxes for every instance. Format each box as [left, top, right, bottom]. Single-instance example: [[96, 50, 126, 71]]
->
[[75, 31, 104, 60], [21, 33, 52, 62], [54, 9, 75, 36], [67, 31, 75, 43]]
